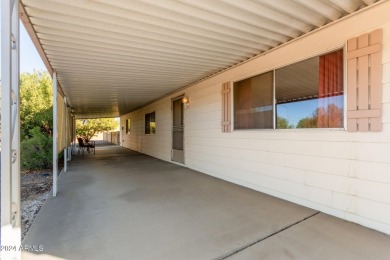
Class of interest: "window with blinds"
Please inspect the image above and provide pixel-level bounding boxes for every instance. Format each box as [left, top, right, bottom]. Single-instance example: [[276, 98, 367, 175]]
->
[[234, 71, 274, 129], [229, 49, 344, 130]]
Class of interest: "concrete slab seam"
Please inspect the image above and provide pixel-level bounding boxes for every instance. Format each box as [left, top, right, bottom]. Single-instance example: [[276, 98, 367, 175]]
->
[[218, 211, 321, 260]]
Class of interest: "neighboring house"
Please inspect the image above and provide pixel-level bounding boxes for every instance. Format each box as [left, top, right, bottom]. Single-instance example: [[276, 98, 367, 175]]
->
[[120, 4, 390, 235]]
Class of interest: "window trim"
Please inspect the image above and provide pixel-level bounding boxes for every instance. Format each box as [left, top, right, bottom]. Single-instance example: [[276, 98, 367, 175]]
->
[[232, 48, 346, 132], [272, 69, 276, 129]]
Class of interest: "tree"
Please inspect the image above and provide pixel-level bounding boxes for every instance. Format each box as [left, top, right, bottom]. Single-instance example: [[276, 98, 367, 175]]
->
[[317, 104, 343, 128], [19, 71, 53, 170], [277, 116, 293, 129], [296, 115, 318, 128], [20, 71, 53, 138], [297, 104, 343, 128], [21, 127, 53, 169], [76, 118, 118, 141]]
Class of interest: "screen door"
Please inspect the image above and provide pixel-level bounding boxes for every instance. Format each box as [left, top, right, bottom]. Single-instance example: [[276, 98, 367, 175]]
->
[[172, 97, 184, 163]]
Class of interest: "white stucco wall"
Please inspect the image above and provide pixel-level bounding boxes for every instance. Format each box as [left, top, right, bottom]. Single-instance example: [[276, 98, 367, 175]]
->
[[121, 2, 390, 235]]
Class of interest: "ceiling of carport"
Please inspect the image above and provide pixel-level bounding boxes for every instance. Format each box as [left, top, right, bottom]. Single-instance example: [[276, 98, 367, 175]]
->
[[20, 0, 379, 118]]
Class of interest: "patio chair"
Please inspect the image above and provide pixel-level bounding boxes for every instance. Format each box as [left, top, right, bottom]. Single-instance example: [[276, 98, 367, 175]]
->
[[77, 138, 95, 155]]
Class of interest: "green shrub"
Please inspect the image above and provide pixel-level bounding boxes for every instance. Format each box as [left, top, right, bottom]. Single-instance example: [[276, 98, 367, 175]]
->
[[21, 127, 53, 170]]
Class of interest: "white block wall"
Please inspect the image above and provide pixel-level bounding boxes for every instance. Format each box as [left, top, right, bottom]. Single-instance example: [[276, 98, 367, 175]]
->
[[121, 2, 390, 235]]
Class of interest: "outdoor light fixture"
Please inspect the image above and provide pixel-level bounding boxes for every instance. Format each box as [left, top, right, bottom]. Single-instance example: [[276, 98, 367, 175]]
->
[[182, 96, 189, 107]]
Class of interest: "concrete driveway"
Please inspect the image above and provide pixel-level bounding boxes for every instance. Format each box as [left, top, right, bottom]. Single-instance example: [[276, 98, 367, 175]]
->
[[22, 144, 390, 259]]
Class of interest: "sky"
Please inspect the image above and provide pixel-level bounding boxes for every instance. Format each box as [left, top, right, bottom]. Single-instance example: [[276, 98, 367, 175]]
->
[[276, 96, 344, 128], [20, 23, 47, 73]]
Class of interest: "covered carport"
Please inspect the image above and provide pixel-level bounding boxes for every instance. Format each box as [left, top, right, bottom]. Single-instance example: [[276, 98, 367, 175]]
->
[[21, 144, 390, 259], [2, 0, 390, 259]]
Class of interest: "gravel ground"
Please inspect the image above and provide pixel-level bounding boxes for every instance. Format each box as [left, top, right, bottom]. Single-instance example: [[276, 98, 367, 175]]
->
[[0, 167, 53, 242], [20, 171, 52, 240], [21, 193, 50, 239]]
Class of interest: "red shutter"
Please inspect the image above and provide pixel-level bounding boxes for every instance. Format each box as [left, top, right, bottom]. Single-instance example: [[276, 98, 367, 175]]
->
[[222, 82, 232, 133], [347, 29, 382, 132]]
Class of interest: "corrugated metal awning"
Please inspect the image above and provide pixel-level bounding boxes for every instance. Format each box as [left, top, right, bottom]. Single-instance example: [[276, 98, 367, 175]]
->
[[20, 0, 379, 118]]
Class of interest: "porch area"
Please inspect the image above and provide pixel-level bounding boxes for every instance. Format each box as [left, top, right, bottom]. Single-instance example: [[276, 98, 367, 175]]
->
[[22, 143, 390, 260]]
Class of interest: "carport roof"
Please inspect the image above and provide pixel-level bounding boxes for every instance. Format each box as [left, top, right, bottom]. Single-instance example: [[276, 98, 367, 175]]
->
[[20, 0, 380, 118]]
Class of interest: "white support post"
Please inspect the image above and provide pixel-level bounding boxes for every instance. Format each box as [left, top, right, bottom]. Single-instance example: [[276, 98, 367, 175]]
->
[[68, 112, 71, 161], [72, 116, 74, 154], [11, 0, 21, 249], [53, 71, 58, 196], [68, 124, 72, 162], [64, 97, 67, 172], [73, 116, 77, 154], [1, 0, 12, 250], [0, 18, 13, 258], [120, 122, 123, 146], [1, 0, 21, 258]]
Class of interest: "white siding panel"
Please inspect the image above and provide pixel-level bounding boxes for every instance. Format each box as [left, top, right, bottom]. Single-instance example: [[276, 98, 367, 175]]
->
[[233, 130, 350, 142], [120, 7, 390, 234], [384, 83, 390, 104], [383, 63, 390, 84], [352, 142, 390, 163], [189, 85, 220, 99], [285, 155, 350, 176], [343, 212, 390, 236], [382, 102, 390, 123], [185, 128, 222, 137], [332, 192, 390, 227], [351, 160, 390, 183], [188, 111, 220, 123], [187, 150, 306, 184], [187, 155, 332, 205], [185, 121, 220, 130], [268, 140, 352, 159], [186, 102, 220, 115], [307, 171, 390, 204], [383, 42, 390, 64], [382, 22, 390, 43]]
